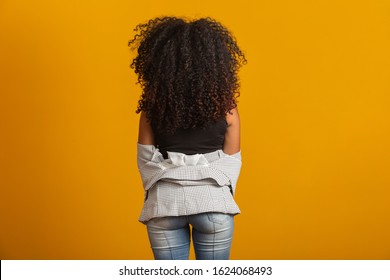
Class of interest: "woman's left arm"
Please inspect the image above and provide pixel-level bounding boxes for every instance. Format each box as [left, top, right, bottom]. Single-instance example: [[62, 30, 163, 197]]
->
[[138, 111, 155, 145]]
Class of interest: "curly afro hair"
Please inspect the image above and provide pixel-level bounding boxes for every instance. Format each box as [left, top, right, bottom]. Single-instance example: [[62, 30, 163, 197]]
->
[[128, 16, 247, 135]]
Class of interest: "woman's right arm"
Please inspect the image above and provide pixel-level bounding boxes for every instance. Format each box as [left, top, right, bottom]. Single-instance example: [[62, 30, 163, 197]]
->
[[223, 107, 241, 155]]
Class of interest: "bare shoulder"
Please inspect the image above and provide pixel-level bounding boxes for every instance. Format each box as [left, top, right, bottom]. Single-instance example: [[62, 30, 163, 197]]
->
[[223, 107, 240, 155], [226, 107, 240, 126], [138, 111, 155, 145]]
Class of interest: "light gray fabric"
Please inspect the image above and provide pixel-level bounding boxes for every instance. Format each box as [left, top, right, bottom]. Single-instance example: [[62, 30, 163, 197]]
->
[[137, 143, 242, 223]]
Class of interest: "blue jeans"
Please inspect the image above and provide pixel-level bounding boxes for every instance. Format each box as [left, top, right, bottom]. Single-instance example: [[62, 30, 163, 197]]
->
[[146, 212, 234, 260]]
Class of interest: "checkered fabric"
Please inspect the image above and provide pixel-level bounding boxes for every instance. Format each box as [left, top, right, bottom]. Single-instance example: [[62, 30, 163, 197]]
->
[[137, 143, 242, 223]]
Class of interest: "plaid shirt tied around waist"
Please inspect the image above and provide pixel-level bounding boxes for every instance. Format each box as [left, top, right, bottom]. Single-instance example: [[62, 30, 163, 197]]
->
[[137, 143, 242, 223]]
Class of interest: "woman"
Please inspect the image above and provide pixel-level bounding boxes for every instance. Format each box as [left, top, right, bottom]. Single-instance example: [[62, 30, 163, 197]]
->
[[128, 16, 247, 260]]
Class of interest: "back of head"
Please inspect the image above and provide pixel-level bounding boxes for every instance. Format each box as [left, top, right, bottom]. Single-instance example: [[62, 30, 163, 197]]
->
[[128, 16, 247, 135]]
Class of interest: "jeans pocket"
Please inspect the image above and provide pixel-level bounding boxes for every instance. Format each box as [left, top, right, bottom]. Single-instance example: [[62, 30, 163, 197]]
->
[[206, 212, 231, 225]]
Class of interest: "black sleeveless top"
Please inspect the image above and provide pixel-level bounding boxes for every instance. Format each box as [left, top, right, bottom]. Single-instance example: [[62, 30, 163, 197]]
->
[[153, 118, 228, 159]]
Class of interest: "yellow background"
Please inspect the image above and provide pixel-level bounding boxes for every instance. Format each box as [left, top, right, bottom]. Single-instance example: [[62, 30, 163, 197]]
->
[[1, 0, 389, 259]]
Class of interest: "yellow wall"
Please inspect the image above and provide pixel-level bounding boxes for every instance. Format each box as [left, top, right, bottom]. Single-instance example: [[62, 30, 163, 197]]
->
[[0, 0, 389, 259]]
